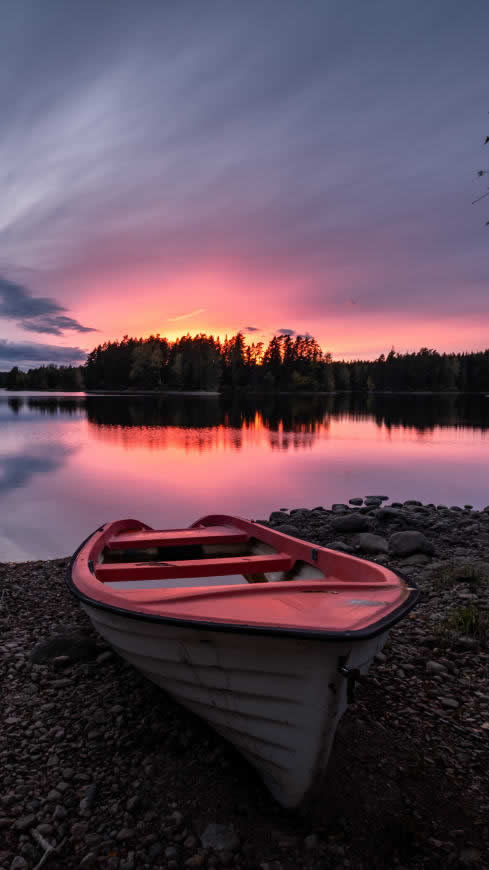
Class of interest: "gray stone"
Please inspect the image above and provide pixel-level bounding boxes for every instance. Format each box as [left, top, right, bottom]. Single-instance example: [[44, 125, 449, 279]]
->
[[274, 524, 300, 537], [269, 511, 286, 523], [126, 795, 140, 813], [331, 503, 348, 512], [426, 661, 447, 674], [201, 824, 239, 853], [79, 854, 97, 869], [304, 834, 319, 850], [399, 553, 431, 566], [404, 500, 423, 506], [367, 495, 389, 501], [353, 532, 388, 554], [348, 498, 363, 505], [79, 783, 97, 814], [10, 859, 28, 870], [14, 815, 36, 831], [389, 531, 434, 557], [327, 540, 354, 553], [364, 496, 383, 506], [332, 514, 371, 533], [439, 697, 459, 709], [30, 633, 98, 664], [376, 507, 408, 524], [455, 635, 479, 651]]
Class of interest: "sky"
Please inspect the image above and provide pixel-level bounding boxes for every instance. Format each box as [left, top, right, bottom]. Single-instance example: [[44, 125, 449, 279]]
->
[[0, 0, 488, 369]]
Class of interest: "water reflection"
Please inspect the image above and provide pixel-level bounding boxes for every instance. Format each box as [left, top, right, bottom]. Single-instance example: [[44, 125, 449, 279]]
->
[[0, 442, 76, 496], [15, 392, 489, 444], [0, 391, 488, 561]]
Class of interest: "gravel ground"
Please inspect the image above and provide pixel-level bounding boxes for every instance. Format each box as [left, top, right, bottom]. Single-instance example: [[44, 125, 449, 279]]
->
[[1, 498, 488, 870]]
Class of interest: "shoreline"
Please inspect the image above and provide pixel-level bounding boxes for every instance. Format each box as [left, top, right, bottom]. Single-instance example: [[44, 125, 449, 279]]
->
[[1, 498, 488, 868], [2, 387, 489, 397]]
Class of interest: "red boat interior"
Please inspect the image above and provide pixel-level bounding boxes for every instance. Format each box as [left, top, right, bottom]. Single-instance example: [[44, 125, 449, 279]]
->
[[69, 517, 415, 634], [99, 524, 318, 588]]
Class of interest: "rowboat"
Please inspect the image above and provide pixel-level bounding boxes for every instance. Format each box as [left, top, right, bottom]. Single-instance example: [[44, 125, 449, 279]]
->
[[67, 515, 418, 808]]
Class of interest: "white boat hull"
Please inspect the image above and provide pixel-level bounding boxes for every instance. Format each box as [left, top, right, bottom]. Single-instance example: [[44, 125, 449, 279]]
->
[[83, 603, 387, 808]]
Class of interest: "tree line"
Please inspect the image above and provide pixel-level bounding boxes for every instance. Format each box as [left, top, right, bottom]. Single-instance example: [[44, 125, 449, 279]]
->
[[2, 333, 489, 392]]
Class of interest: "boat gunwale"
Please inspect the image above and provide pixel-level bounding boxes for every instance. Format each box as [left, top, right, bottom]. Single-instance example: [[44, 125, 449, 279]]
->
[[66, 525, 419, 642]]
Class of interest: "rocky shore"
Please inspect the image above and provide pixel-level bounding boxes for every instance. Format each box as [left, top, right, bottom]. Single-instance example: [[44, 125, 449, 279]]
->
[[1, 498, 488, 870]]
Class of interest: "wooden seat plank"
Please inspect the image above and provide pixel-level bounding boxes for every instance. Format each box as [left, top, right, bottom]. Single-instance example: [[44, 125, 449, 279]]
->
[[96, 553, 293, 582], [107, 526, 249, 550]]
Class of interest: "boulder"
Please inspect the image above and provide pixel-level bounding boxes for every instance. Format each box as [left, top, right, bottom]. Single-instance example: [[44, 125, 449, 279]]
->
[[353, 533, 389, 554], [333, 514, 371, 533], [366, 495, 389, 501], [201, 824, 239, 853], [404, 500, 423, 507], [399, 553, 431, 567], [389, 531, 434, 558], [289, 509, 311, 520], [364, 497, 383, 507], [275, 524, 300, 537], [327, 540, 354, 553], [269, 511, 287, 523], [348, 497, 363, 506], [375, 507, 408, 524], [30, 632, 98, 664]]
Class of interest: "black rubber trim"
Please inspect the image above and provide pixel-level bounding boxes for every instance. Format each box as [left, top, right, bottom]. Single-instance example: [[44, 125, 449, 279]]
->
[[65, 526, 420, 643]]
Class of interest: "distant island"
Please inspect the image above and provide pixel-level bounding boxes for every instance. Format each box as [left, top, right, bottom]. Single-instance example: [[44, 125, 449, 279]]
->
[[1, 332, 489, 393]]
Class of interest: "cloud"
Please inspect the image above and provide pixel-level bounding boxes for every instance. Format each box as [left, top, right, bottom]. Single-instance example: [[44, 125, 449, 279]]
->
[[0, 339, 87, 368], [168, 308, 206, 322], [0, 3, 488, 355], [277, 328, 296, 336], [0, 276, 96, 335], [20, 315, 96, 336], [244, 326, 260, 333]]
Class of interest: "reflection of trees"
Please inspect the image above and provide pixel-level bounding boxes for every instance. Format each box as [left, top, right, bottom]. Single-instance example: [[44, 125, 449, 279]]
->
[[3, 394, 488, 453], [27, 398, 85, 417], [8, 398, 24, 414]]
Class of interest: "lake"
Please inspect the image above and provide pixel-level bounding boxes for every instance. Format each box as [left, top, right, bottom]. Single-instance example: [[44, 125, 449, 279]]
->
[[1, 390, 488, 561]]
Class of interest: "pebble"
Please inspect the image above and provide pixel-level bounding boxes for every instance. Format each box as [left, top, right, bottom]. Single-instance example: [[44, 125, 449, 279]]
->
[[440, 697, 460, 709], [426, 661, 447, 674], [14, 815, 36, 832], [389, 530, 434, 557], [201, 824, 239, 852], [117, 828, 135, 841], [353, 532, 389, 554], [304, 834, 319, 850], [79, 854, 97, 869], [333, 514, 371, 533]]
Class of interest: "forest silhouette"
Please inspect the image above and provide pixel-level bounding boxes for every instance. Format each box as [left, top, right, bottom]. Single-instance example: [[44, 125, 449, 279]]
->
[[2, 332, 489, 393]]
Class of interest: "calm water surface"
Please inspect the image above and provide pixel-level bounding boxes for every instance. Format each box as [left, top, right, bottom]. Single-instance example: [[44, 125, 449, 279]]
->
[[1, 390, 488, 561]]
